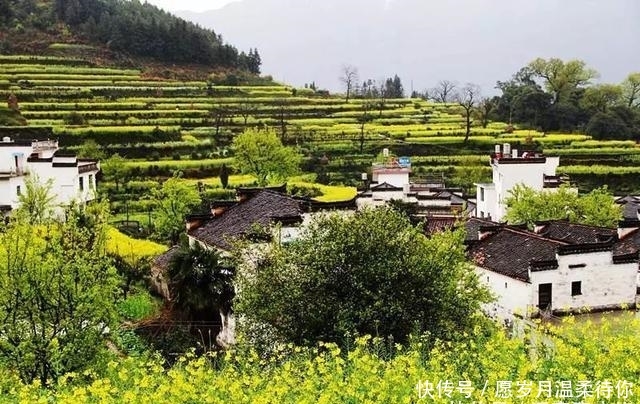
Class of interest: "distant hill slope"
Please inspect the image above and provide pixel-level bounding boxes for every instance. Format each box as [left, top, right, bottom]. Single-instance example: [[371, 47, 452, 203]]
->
[[0, 0, 261, 74]]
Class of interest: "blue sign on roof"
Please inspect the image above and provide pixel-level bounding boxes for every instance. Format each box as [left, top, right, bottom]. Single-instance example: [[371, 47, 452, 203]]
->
[[398, 156, 411, 167]]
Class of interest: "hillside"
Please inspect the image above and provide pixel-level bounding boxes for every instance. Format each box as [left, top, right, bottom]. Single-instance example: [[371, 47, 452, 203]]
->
[[0, 0, 261, 76], [3, 55, 640, 230]]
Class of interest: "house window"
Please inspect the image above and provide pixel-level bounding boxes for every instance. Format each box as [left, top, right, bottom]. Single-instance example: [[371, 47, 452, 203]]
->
[[89, 174, 94, 189], [480, 187, 485, 202], [569, 263, 586, 269], [79, 176, 84, 191], [571, 281, 582, 296], [504, 282, 508, 289], [16, 185, 21, 196]]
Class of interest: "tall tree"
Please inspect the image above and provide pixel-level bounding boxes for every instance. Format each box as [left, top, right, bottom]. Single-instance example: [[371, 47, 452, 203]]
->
[[527, 58, 599, 103], [219, 163, 230, 189], [621, 72, 640, 108], [0, 200, 118, 384], [454, 83, 480, 142], [475, 97, 495, 128], [430, 80, 457, 103], [236, 207, 491, 348], [232, 128, 301, 186], [339, 65, 359, 103], [580, 84, 622, 113], [17, 176, 56, 225], [151, 174, 201, 243], [101, 153, 128, 192]]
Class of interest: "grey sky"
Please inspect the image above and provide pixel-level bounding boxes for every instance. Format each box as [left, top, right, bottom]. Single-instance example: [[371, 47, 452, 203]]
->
[[148, 0, 640, 95]]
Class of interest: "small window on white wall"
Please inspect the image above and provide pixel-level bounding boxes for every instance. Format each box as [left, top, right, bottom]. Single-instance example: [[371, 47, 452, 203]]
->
[[16, 185, 21, 196], [504, 282, 508, 289], [571, 281, 582, 296]]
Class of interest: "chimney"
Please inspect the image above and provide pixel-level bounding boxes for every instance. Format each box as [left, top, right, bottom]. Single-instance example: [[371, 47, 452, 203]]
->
[[512, 149, 518, 158], [494, 144, 501, 154], [503, 143, 511, 156], [383, 148, 389, 157]]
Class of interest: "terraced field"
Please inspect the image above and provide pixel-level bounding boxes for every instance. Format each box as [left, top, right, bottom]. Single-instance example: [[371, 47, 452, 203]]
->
[[1, 55, 638, 224]]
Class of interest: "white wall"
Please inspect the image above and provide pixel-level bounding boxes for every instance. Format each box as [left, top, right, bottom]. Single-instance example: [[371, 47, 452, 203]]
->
[[530, 251, 637, 314], [475, 185, 497, 220], [475, 266, 532, 319], [0, 176, 26, 208], [375, 172, 409, 188]]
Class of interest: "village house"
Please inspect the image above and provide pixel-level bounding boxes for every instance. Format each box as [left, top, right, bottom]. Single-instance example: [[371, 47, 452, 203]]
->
[[475, 143, 572, 222], [0, 136, 99, 213], [466, 218, 640, 319], [151, 185, 357, 347], [357, 150, 475, 225]]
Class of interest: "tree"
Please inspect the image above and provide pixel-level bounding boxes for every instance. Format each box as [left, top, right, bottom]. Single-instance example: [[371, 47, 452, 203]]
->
[[384, 74, 404, 98], [454, 83, 480, 142], [17, 175, 56, 224], [168, 242, 235, 347], [475, 97, 495, 128], [151, 174, 201, 243], [219, 163, 230, 189], [232, 128, 302, 186], [0, 200, 119, 384], [101, 153, 128, 192], [236, 207, 491, 348], [357, 102, 374, 153], [621, 72, 640, 108], [430, 80, 457, 103], [504, 184, 621, 228], [77, 139, 106, 160], [527, 58, 599, 103], [339, 65, 359, 103], [585, 111, 633, 140], [580, 84, 622, 114]]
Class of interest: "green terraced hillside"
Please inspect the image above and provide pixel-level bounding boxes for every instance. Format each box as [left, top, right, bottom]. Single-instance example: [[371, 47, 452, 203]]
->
[[1, 55, 638, 225]]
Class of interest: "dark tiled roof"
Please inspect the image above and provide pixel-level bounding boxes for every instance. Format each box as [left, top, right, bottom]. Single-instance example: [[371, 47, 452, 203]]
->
[[464, 217, 501, 242], [189, 190, 303, 250], [616, 195, 640, 220], [152, 245, 180, 272], [535, 221, 617, 244], [615, 228, 640, 258], [468, 228, 566, 282]]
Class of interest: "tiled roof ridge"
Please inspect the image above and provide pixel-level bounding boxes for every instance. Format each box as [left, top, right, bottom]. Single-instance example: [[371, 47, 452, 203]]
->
[[536, 219, 616, 232], [500, 226, 569, 245]]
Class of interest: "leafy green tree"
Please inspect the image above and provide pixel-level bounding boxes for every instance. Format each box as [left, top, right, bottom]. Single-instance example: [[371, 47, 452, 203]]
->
[[504, 184, 621, 228], [580, 84, 622, 113], [0, 200, 118, 384], [101, 153, 128, 192], [236, 207, 491, 349], [232, 128, 301, 186], [151, 174, 201, 243], [621, 72, 640, 108], [17, 175, 56, 224], [77, 139, 106, 160], [527, 58, 599, 103], [586, 111, 633, 140]]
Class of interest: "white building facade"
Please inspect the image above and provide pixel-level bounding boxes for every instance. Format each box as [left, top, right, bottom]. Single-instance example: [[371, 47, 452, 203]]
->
[[475, 143, 566, 222], [468, 222, 639, 320], [0, 137, 99, 212]]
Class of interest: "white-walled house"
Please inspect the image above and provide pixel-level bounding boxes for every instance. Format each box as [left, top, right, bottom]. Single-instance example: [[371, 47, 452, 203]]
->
[[0, 137, 99, 212], [475, 143, 570, 222], [357, 156, 475, 217], [466, 219, 638, 319]]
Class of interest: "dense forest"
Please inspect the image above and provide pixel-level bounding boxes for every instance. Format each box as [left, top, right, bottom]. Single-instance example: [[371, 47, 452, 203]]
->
[[0, 0, 261, 72]]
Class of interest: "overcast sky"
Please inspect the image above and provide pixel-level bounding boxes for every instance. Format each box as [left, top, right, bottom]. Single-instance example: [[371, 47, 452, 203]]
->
[[144, 0, 238, 12], [144, 0, 640, 94]]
